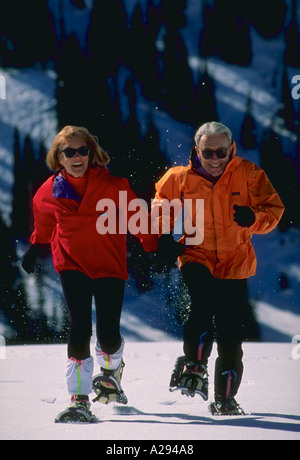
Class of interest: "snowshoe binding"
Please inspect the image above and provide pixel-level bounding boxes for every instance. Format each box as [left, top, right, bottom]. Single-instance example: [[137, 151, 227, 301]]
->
[[169, 356, 208, 401], [209, 397, 245, 416], [55, 395, 97, 424], [92, 360, 128, 405]]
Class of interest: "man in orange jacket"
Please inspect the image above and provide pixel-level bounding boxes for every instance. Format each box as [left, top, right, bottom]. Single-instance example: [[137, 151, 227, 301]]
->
[[153, 121, 284, 415], [21, 125, 157, 422]]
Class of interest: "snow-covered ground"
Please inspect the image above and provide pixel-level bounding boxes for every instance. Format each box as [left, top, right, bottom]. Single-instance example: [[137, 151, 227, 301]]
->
[[0, 0, 299, 442], [0, 0, 299, 344], [0, 341, 299, 441]]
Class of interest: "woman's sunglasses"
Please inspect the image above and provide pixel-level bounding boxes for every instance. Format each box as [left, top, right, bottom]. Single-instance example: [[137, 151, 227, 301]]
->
[[199, 147, 229, 160], [62, 146, 90, 158]]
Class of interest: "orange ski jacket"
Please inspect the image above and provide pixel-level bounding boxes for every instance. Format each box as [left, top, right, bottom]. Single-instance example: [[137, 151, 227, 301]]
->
[[153, 144, 285, 279]]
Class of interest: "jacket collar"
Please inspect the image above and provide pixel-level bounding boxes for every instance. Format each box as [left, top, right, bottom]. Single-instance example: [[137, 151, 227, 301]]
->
[[52, 165, 109, 201], [52, 173, 82, 201]]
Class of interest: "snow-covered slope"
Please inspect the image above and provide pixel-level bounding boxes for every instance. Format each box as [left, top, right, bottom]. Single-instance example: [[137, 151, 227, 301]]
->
[[0, 341, 299, 440]]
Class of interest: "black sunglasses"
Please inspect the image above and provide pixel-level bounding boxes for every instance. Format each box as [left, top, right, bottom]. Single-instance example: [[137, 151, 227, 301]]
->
[[199, 147, 229, 160], [62, 146, 90, 158]]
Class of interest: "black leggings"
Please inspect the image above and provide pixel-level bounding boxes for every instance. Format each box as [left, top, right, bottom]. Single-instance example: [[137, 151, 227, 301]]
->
[[181, 263, 248, 398], [60, 270, 125, 360]]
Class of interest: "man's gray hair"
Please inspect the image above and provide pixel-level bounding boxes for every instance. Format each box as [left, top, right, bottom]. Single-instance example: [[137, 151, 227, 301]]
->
[[194, 121, 233, 146]]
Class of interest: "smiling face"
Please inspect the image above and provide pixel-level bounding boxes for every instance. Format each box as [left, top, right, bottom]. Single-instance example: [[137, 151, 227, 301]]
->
[[196, 133, 232, 177], [59, 139, 90, 178]]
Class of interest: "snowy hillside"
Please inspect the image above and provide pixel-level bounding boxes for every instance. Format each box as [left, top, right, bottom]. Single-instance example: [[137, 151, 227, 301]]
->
[[0, 341, 299, 440]]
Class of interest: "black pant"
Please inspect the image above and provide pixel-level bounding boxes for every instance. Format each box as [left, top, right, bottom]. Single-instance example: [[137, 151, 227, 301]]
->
[[181, 263, 248, 399], [60, 270, 125, 360]]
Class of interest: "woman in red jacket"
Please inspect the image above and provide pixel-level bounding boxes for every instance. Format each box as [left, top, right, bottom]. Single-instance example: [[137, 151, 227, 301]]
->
[[21, 125, 156, 421]]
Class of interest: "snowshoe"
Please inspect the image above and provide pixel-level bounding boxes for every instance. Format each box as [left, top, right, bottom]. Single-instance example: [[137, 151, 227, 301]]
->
[[209, 397, 245, 416], [169, 356, 187, 388], [92, 360, 128, 405], [55, 395, 97, 424], [169, 356, 208, 401]]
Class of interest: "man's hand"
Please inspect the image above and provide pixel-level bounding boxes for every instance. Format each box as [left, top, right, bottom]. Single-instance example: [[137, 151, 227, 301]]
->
[[157, 234, 184, 268]]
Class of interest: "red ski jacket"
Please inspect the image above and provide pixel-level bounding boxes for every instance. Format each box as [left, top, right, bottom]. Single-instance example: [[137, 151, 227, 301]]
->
[[30, 166, 157, 279]]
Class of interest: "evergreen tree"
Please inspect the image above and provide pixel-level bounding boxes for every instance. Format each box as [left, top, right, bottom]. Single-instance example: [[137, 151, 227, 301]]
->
[[71, 0, 86, 8], [140, 110, 169, 204], [0, 0, 57, 68], [88, 0, 128, 77], [191, 61, 218, 128], [158, 0, 187, 29], [199, 0, 252, 66], [159, 25, 195, 122], [109, 76, 143, 189], [259, 127, 300, 230], [56, 33, 91, 130], [34, 141, 51, 195], [240, 93, 258, 149], [10, 128, 29, 241], [284, 0, 300, 67], [0, 210, 31, 343], [249, 0, 287, 39], [127, 2, 161, 101], [278, 66, 297, 131], [86, 1, 128, 151], [23, 134, 36, 238]]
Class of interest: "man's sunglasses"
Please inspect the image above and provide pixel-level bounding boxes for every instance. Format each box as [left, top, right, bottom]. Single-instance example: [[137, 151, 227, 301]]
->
[[62, 146, 90, 158], [199, 147, 229, 160]]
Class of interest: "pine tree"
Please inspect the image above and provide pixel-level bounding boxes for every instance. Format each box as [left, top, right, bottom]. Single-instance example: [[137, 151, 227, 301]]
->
[[0, 0, 57, 68], [259, 127, 300, 230], [128, 2, 161, 101], [199, 0, 252, 66], [10, 128, 29, 241], [141, 112, 169, 204], [56, 33, 91, 130], [110, 76, 143, 191], [88, 0, 128, 77], [249, 0, 287, 39], [34, 141, 51, 195], [191, 61, 218, 128], [278, 66, 297, 131], [23, 134, 36, 238], [240, 93, 257, 149], [86, 1, 128, 150], [0, 210, 32, 343], [159, 25, 195, 122], [283, 0, 300, 67], [71, 0, 86, 8]]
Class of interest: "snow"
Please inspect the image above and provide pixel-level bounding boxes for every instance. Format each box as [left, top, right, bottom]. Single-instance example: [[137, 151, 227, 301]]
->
[[0, 341, 299, 440], [0, 0, 300, 442]]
